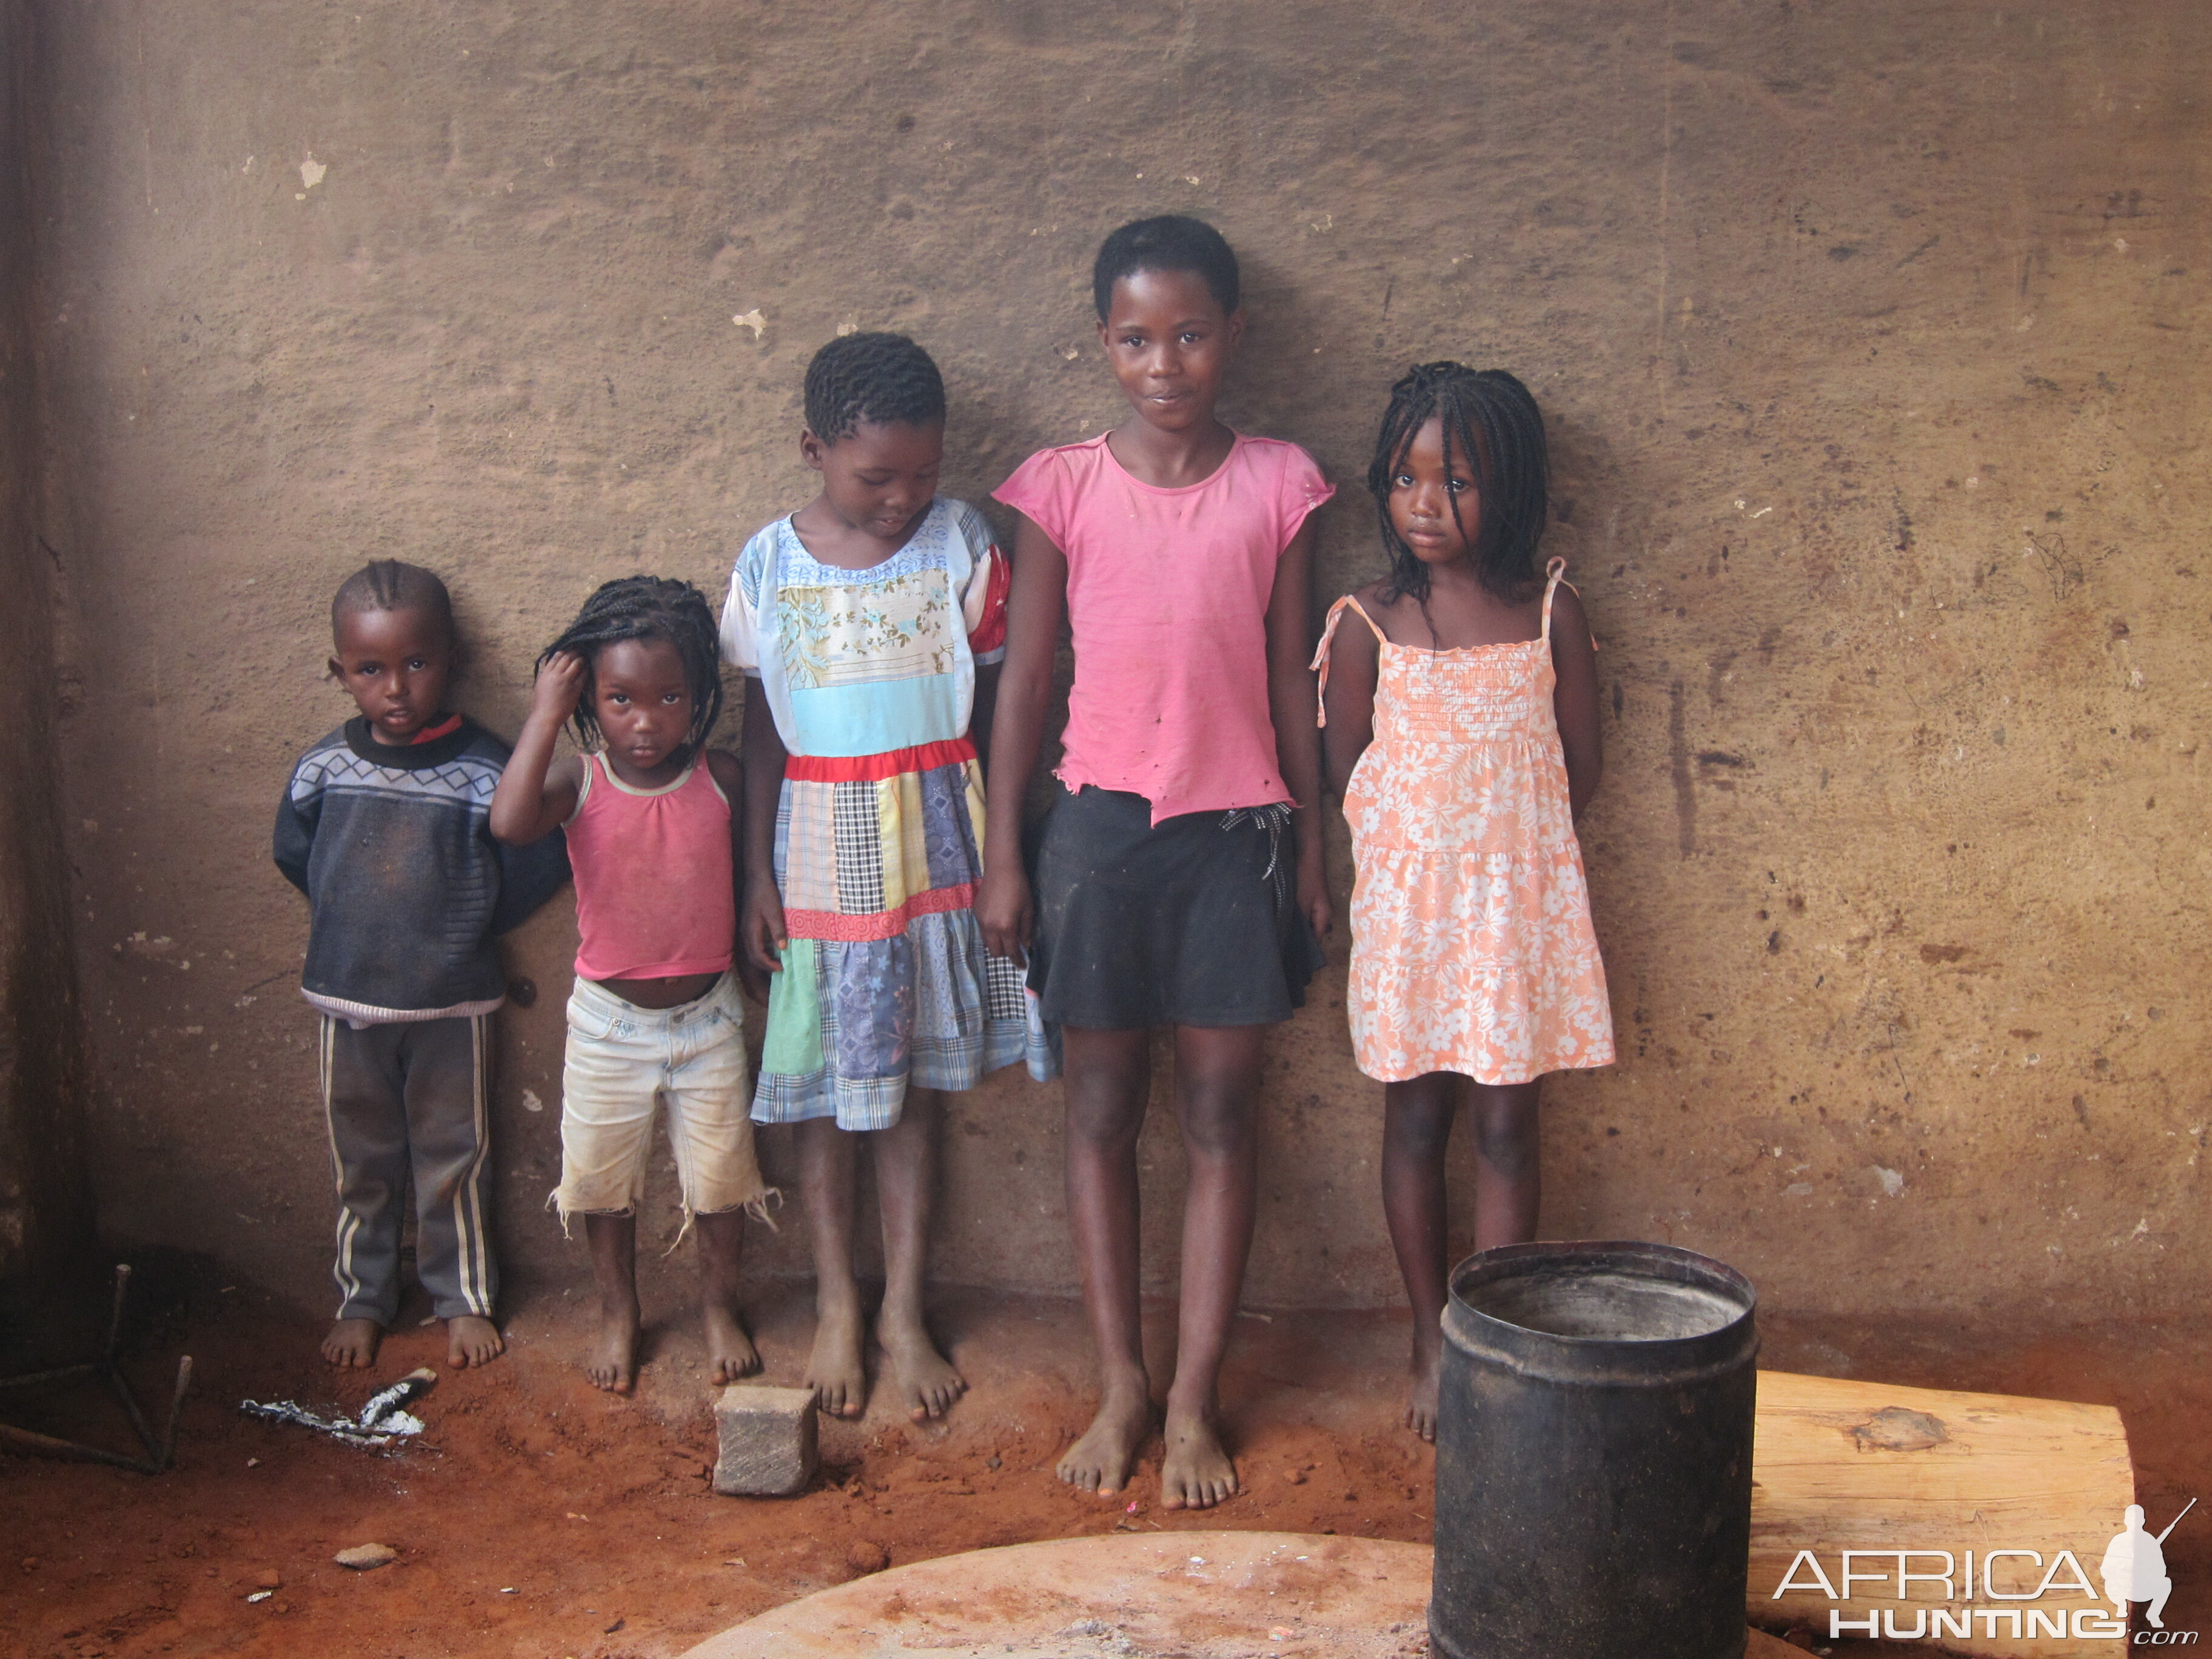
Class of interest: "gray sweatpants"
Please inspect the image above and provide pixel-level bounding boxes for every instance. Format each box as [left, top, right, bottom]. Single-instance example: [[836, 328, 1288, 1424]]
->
[[319, 1013, 497, 1324]]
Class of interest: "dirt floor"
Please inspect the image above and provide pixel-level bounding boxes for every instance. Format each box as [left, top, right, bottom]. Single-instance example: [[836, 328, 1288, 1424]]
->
[[3, 1253, 2208, 1658]]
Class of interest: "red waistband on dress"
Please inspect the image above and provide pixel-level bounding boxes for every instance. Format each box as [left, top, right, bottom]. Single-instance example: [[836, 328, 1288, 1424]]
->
[[783, 736, 976, 782]]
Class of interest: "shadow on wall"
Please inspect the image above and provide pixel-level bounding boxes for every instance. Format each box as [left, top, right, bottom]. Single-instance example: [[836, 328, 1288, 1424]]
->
[[0, 0, 92, 1289]]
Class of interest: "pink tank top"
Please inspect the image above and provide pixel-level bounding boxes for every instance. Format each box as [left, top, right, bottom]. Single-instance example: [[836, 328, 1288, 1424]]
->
[[563, 754, 735, 982]]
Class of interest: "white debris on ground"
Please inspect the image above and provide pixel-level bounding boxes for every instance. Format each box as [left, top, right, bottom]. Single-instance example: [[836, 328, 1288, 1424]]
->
[[238, 1366, 437, 1449]]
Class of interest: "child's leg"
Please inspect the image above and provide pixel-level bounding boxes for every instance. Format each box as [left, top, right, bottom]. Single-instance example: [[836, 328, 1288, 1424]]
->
[[582, 1212, 640, 1393], [552, 980, 662, 1393], [1159, 1023, 1265, 1510], [693, 1207, 759, 1386], [1057, 1024, 1155, 1496], [1467, 1079, 1542, 1250], [319, 1018, 411, 1368], [399, 1013, 503, 1369], [871, 1087, 965, 1421], [665, 975, 769, 1386], [1381, 1073, 1461, 1440], [797, 1116, 866, 1416]]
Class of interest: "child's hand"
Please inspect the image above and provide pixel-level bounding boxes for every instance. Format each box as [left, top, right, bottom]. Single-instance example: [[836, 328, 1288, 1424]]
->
[[737, 885, 788, 1004], [977, 863, 1032, 964], [530, 650, 588, 725]]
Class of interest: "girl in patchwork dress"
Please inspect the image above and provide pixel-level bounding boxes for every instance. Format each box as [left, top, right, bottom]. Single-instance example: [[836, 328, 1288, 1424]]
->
[[1315, 362, 1615, 1441], [721, 332, 1025, 1424]]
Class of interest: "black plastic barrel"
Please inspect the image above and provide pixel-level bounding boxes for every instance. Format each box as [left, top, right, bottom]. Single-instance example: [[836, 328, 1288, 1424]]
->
[[1429, 1240, 1758, 1659]]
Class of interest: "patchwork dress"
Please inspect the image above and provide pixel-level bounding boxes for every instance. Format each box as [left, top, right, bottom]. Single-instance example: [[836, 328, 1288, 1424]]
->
[[720, 497, 1027, 1129], [1313, 558, 1615, 1085]]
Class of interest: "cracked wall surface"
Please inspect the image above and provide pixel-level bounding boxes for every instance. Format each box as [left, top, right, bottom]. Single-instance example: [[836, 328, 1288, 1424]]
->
[[28, 1, 2210, 1316]]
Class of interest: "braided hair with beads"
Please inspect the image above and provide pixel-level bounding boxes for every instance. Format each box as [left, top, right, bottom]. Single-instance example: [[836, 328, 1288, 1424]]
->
[[538, 575, 725, 759], [802, 331, 946, 444], [1367, 362, 1550, 606]]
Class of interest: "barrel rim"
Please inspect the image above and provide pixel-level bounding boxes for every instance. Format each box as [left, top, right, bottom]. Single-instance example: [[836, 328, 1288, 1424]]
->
[[1446, 1238, 1758, 1353]]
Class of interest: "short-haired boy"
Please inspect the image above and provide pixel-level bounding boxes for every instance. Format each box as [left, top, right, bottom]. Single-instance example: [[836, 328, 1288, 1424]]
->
[[274, 560, 569, 1369]]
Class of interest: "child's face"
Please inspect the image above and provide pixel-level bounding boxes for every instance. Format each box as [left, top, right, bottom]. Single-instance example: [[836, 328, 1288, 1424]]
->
[[801, 418, 944, 545], [591, 637, 695, 774], [1098, 268, 1243, 433], [1387, 416, 1483, 569], [329, 605, 455, 743]]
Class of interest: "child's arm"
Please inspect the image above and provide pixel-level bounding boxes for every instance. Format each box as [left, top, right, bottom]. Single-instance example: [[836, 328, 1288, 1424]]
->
[[273, 765, 319, 895], [489, 651, 586, 845], [488, 825, 572, 933], [968, 660, 1002, 770], [1318, 601, 1379, 799], [701, 745, 754, 997], [976, 511, 1067, 963], [736, 687, 786, 1003], [1267, 518, 1333, 942], [1549, 585, 1603, 817]]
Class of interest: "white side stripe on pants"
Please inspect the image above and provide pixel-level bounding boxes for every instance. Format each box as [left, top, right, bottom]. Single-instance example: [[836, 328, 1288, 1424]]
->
[[319, 1016, 369, 1318], [451, 1013, 494, 1316]]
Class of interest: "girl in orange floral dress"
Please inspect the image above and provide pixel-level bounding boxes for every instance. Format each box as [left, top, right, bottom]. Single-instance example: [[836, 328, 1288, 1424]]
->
[[1315, 363, 1614, 1440]]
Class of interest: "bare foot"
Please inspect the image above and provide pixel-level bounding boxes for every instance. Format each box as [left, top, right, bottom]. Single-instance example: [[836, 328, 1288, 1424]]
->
[[705, 1300, 762, 1386], [587, 1294, 640, 1393], [1057, 1382, 1152, 1496], [1160, 1404, 1240, 1510], [805, 1299, 867, 1418], [1405, 1344, 1441, 1442], [879, 1314, 966, 1422], [446, 1315, 504, 1369], [321, 1318, 381, 1369]]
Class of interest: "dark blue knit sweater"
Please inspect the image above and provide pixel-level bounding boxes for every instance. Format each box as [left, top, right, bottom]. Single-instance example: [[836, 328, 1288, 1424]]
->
[[273, 717, 569, 1019]]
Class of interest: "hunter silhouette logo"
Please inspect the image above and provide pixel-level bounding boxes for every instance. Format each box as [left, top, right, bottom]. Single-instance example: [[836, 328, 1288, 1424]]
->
[[2103, 1500, 2193, 1631], [1771, 1498, 2199, 1643]]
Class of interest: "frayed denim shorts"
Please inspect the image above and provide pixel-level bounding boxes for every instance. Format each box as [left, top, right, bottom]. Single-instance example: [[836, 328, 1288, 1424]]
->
[[550, 973, 774, 1233]]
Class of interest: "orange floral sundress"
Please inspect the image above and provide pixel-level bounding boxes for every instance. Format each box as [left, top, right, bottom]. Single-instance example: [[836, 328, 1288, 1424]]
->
[[1313, 558, 1614, 1085]]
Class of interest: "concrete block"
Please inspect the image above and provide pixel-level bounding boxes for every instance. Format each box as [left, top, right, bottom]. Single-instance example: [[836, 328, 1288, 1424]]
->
[[712, 1384, 817, 1497]]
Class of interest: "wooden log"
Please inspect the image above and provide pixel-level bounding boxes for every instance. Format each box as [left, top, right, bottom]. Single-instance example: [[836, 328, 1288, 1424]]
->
[[1751, 1370, 2135, 1657]]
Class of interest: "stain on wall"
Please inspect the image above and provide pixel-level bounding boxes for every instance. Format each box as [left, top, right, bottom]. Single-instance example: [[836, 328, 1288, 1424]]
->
[[25, 1, 2210, 1318], [0, 0, 91, 1285]]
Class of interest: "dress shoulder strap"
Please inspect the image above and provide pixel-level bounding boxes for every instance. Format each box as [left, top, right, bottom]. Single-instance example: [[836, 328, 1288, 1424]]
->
[[1540, 557, 1567, 643], [1311, 595, 1386, 728], [1538, 557, 1599, 652]]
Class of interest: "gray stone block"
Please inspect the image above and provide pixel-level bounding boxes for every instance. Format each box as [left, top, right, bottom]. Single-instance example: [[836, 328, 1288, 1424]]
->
[[712, 1384, 818, 1497]]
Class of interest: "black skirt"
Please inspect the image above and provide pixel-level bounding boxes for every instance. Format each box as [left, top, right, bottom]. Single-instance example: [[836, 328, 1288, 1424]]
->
[[1028, 785, 1324, 1030]]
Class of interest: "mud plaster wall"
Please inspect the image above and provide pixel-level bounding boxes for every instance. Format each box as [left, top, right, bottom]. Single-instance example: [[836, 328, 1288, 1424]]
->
[[28, 1, 2210, 1320], [0, 0, 90, 1284]]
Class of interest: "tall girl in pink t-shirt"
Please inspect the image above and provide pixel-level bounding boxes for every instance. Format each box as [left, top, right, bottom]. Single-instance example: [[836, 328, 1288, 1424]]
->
[[983, 216, 1334, 1510]]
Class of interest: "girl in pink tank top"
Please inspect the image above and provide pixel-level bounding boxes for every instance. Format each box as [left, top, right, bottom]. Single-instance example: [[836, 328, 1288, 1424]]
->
[[491, 577, 769, 1398]]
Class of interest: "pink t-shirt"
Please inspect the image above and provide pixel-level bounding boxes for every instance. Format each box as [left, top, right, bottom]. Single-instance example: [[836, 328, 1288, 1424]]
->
[[994, 432, 1333, 825]]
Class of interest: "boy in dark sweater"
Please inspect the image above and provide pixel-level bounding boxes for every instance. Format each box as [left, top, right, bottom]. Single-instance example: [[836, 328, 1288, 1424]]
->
[[275, 561, 569, 1369]]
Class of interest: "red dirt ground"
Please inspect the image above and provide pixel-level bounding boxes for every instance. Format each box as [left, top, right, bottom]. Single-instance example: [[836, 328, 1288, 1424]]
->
[[4, 1253, 2208, 1658]]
